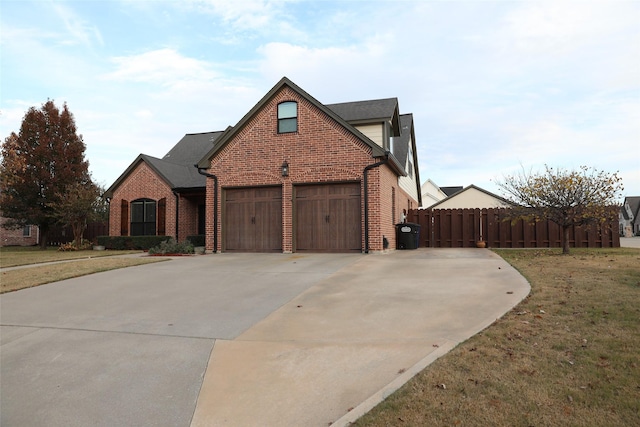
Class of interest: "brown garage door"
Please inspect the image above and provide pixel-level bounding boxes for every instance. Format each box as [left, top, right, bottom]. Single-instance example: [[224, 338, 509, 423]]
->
[[295, 183, 361, 253], [225, 187, 282, 252]]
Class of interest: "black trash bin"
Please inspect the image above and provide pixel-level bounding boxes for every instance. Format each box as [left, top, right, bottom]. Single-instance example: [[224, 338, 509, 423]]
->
[[396, 222, 421, 249]]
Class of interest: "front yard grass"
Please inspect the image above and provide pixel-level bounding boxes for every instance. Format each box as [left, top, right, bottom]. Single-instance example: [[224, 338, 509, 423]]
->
[[0, 246, 143, 268], [0, 246, 168, 293], [1, 257, 167, 293], [355, 248, 640, 427]]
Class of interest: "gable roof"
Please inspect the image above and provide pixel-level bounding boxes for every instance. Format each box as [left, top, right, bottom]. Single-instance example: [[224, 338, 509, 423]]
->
[[393, 114, 412, 168], [196, 77, 404, 174], [622, 196, 640, 221], [104, 131, 223, 198], [429, 184, 512, 209], [326, 98, 400, 135], [440, 186, 463, 197]]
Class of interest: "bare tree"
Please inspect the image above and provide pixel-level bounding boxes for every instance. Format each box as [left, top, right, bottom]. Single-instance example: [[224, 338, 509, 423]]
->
[[497, 165, 623, 254]]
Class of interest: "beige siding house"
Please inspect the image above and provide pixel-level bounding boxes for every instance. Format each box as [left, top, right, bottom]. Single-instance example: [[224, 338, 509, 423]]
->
[[429, 185, 510, 209]]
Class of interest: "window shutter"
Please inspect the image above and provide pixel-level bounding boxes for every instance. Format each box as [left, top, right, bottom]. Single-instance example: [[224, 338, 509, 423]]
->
[[120, 200, 129, 236], [157, 198, 166, 236]]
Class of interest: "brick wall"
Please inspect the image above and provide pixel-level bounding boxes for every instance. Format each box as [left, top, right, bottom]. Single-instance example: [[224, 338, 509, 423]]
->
[[109, 162, 177, 238], [0, 217, 39, 246], [178, 194, 204, 241], [204, 86, 420, 253]]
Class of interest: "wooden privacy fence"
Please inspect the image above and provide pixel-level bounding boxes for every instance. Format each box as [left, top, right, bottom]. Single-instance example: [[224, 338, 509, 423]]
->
[[407, 208, 620, 249], [48, 222, 109, 246]]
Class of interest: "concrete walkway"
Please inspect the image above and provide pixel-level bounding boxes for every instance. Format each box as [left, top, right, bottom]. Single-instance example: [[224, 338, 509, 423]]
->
[[620, 237, 640, 248], [1, 249, 530, 427]]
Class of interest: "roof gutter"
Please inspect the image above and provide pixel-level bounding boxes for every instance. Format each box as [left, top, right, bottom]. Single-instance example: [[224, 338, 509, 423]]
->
[[196, 166, 218, 253], [363, 152, 390, 254]]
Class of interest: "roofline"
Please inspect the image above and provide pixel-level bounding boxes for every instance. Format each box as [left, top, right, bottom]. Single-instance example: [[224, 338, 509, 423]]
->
[[104, 154, 172, 199], [428, 184, 513, 209], [403, 113, 422, 206], [196, 77, 388, 169]]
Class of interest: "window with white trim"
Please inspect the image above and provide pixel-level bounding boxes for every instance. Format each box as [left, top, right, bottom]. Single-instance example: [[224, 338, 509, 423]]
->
[[278, 101, 297, 133]]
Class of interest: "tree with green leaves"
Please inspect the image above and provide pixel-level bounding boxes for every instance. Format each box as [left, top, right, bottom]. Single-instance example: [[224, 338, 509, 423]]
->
[[0, 100, 92, 248], [496, 165, 624, 254]]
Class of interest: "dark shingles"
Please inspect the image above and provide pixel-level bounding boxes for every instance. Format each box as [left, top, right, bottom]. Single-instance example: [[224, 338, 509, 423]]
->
[[104, 132, 224, 197], [162, 131, 223, 166], [440, 186, 464, 197], [393, 114, 413, 166], [327, 98, 398, 122]]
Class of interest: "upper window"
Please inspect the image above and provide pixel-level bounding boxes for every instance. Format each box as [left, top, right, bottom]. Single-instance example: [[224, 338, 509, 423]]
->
[[278, 101, 297, 133], [130, 198, 156, 236]]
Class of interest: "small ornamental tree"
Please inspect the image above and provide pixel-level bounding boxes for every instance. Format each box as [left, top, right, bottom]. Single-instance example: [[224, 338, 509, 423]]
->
[[51, 181, 102, 248], [0, 100, 92, 248], [497, 165, 623, 254]]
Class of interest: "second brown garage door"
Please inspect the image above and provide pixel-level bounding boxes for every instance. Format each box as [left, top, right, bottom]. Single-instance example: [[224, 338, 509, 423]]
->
[[295, 183, 361, 253], [225, 187, 282, 252]]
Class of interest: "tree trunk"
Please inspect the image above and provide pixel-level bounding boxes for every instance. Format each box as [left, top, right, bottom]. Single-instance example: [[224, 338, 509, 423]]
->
[[39, 223, 49, 250], [73, 220, 85, 248], [562, 225, 570, 254]]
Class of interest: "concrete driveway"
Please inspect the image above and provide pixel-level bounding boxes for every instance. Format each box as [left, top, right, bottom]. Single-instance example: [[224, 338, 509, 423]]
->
[[1, 249, 529, 426]]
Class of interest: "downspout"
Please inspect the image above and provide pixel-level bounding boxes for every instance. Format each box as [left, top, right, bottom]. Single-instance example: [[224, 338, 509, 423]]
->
[[172, 191, 179, 241], [363, 152, 390, 254], [196, 166, 218, 253], [105, 197, 111, 236]]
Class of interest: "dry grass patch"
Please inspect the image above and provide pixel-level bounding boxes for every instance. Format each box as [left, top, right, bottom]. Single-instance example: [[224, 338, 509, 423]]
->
[[1, 257, 167, 293], [0, 246, 143, 268], [355, 248, 640, 427]]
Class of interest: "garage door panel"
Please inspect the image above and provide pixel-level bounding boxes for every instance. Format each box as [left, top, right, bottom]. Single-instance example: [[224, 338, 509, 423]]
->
[[294, 198, 323, 251], [225, 187, 282, 252], [255, 199, 283, 251], [328, 197, 361, 251], [295, 183, 361, 253], [225, 198, 254, 251]]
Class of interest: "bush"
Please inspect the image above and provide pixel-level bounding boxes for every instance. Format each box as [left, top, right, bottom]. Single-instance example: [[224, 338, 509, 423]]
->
[[186, 235, 205, 247], [148, 238, 194, 255], [57, 239, 93, 251], [96, 235, 168, 250]]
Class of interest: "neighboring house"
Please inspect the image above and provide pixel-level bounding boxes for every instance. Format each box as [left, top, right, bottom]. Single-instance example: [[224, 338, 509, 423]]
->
[[106, 77, 422, 253], [428, 184, 511, 209], [619, 196, 640, 237], [0, 216, 39, 246], [420, 179, 448, 208]]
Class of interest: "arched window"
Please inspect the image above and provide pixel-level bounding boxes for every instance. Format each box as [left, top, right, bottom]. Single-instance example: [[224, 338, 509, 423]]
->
[[130, 198, 156, 236], [277, 101, 297, 133]]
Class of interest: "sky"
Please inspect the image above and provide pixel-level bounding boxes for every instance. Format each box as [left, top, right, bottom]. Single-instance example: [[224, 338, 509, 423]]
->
[[1, 0, 639, 200]]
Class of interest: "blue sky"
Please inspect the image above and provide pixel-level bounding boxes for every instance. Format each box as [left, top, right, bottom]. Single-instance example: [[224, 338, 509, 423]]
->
[[1, 0, 639, 198]]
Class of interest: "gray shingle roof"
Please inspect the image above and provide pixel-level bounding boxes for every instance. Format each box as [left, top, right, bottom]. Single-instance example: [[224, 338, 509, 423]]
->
[[440, 186, 463, 197], [327, 98, 398, 123], [393, 114, 413, 167], [104, 131, 223, 197], [163, 131, 223, 166]]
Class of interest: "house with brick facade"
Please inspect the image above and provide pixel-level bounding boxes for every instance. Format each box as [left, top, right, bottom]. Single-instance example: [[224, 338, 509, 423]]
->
[[105, 77, 421, 253], [0, 216, 39, 246]]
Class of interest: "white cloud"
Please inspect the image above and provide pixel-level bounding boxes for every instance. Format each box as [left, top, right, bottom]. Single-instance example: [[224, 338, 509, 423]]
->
[[103, 48, 218, 87], [51, 2, 104, 47], [187, 0, 291, 30]]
